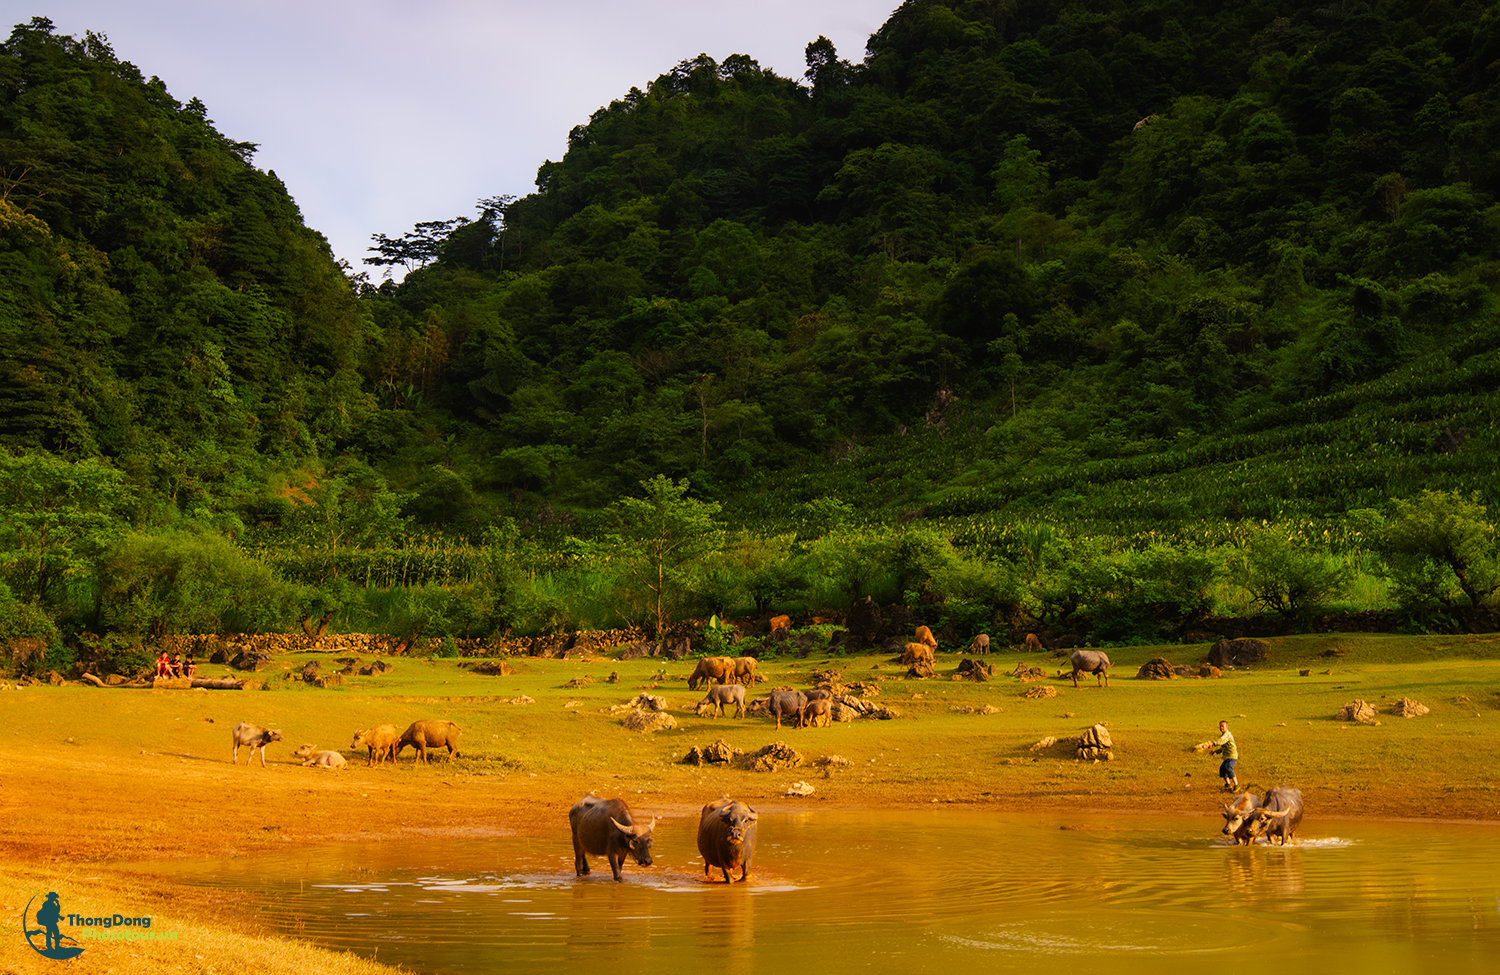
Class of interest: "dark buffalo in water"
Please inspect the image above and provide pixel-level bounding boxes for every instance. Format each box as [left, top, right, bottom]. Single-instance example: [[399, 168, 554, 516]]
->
[[1247, 787, 1304, 845], [1221, 792, 1264, 845], [569, 794, 657, 881], [697, 796, 759, 883], [1069, 650, 1112, 687]]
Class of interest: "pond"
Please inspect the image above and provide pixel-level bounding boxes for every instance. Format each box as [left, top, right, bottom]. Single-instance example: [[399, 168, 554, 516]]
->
[[137, 808, 1500, 975]]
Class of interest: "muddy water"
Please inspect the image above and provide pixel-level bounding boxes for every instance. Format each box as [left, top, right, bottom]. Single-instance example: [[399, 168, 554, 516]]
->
[[140, 809, 1499, 974]]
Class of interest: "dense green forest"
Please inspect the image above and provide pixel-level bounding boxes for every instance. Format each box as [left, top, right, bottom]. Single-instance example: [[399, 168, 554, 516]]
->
[[2, 3, 1498, 673]]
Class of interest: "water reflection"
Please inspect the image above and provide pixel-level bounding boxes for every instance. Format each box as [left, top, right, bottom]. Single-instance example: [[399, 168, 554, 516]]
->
[[130, 810, 1500, 975]]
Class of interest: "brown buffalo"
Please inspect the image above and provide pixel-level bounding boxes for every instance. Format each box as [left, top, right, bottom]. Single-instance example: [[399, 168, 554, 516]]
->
[[1221, 792, 1263, 845], [698, 683, 746, 718], [969, 633, 991, 654], [914, 625, 938, 649], [687, 656, 735, 690], [352, 724, 400, 766], [731, 656, 759, 685], [801, 698, 832, 728], [901, 642, 934, 666], [569, 794, 656, 881], [1023, 633, 1043, 650], [697, 797, 758, 883], [396, 719, 461, 762]]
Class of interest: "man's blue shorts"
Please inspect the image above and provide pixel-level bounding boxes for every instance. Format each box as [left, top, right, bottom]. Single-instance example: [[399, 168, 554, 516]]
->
[[1219, 758, 1237, 779]]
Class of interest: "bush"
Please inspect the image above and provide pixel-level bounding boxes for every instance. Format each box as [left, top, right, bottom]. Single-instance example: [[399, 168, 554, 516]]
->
[[1229, 528, 1352, 621], [97, 530, 300, 637]]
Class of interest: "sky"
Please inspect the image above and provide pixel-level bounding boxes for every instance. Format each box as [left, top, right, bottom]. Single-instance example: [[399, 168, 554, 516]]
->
[[20, 1, 900, 274]]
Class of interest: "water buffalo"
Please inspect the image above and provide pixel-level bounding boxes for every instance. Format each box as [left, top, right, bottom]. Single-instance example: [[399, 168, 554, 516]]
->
[[293, 744, 347, 769], [1069, 649, 1112, 687], [352, 724, 400, 766], [901, 642, 934, 666], [914, 625, 938, 649], [688, 656, 735, 690], [731, 656, 758, 685], [699, 683, 746, 718], [396, 719, 461, 762], [969, 633, 991, 654], [231, 723, 281, 767], [767, 688, 808, 730], [697, 797, 758, 883], [569, 794, 656, 881], [1221, 792, 1264, 845], [801, 698, 832, 728], [1247, 787, 1304, 845]]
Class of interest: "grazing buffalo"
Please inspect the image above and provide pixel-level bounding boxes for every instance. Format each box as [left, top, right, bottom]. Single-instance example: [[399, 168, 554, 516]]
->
[[697, 797, 758, 883], [969, 633, 991, 654], [688, 656, 735, 690], [231, 723, 282, 767], [1247, 787, 1304, 845], [1023, 633, 1043, 651], [293, 744, 347, 769], [569, 794, 656, 881], [352, 724, 400, 766], [731, 656, 759, 685], [1069, 649, 1112, 687], [914, 625, 938, 649], [1221, 792, 1264, 845], [801, 698, 832, 728], [396, 719, 461, 762], [699, 683, 746, 718], [767, 688, 808, 730], [901, 642, 934, 666]]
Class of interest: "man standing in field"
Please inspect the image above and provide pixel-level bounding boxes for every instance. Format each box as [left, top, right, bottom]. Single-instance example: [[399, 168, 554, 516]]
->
[[1213, 720, 1239, 791]]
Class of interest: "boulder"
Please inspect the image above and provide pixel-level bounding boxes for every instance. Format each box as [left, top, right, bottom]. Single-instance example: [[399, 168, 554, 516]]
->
[[626, 692, 669, 712], [746, 741, 804, 772], [847, 596, 882, 642], [1076, 724, 1113, 760], [907, 659, 935, 679], [463, 660, 513, 676], [622, 709, 678, 733], [955, 659, 994, 681], [1136, 657, 1176, 680], [1336, 699, 1379, 724], [1391, 697, 1430, 718], [1207, 638, 1269, 669], [1024, 685, 1059, 699], [1011, 662, 1046, 682], [681, 738, 740, 765]]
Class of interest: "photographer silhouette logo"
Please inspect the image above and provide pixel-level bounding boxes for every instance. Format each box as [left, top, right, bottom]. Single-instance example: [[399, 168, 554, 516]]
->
[[23, 892, 84, 960]]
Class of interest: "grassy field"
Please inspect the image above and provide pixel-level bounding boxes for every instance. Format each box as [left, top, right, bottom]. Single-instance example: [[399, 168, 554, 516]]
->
[[2, 632, 1498, 974]]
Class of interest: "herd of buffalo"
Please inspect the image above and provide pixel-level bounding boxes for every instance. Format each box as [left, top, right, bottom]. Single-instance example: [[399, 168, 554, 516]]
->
[[224, 631, 1305, 878]]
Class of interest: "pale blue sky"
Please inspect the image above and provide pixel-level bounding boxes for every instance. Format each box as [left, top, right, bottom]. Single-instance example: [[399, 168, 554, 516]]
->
[[19, 1, 896, 272]]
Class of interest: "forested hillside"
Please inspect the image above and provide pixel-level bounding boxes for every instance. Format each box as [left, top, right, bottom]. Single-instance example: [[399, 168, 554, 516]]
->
[[2, 4, 1498, 666]]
